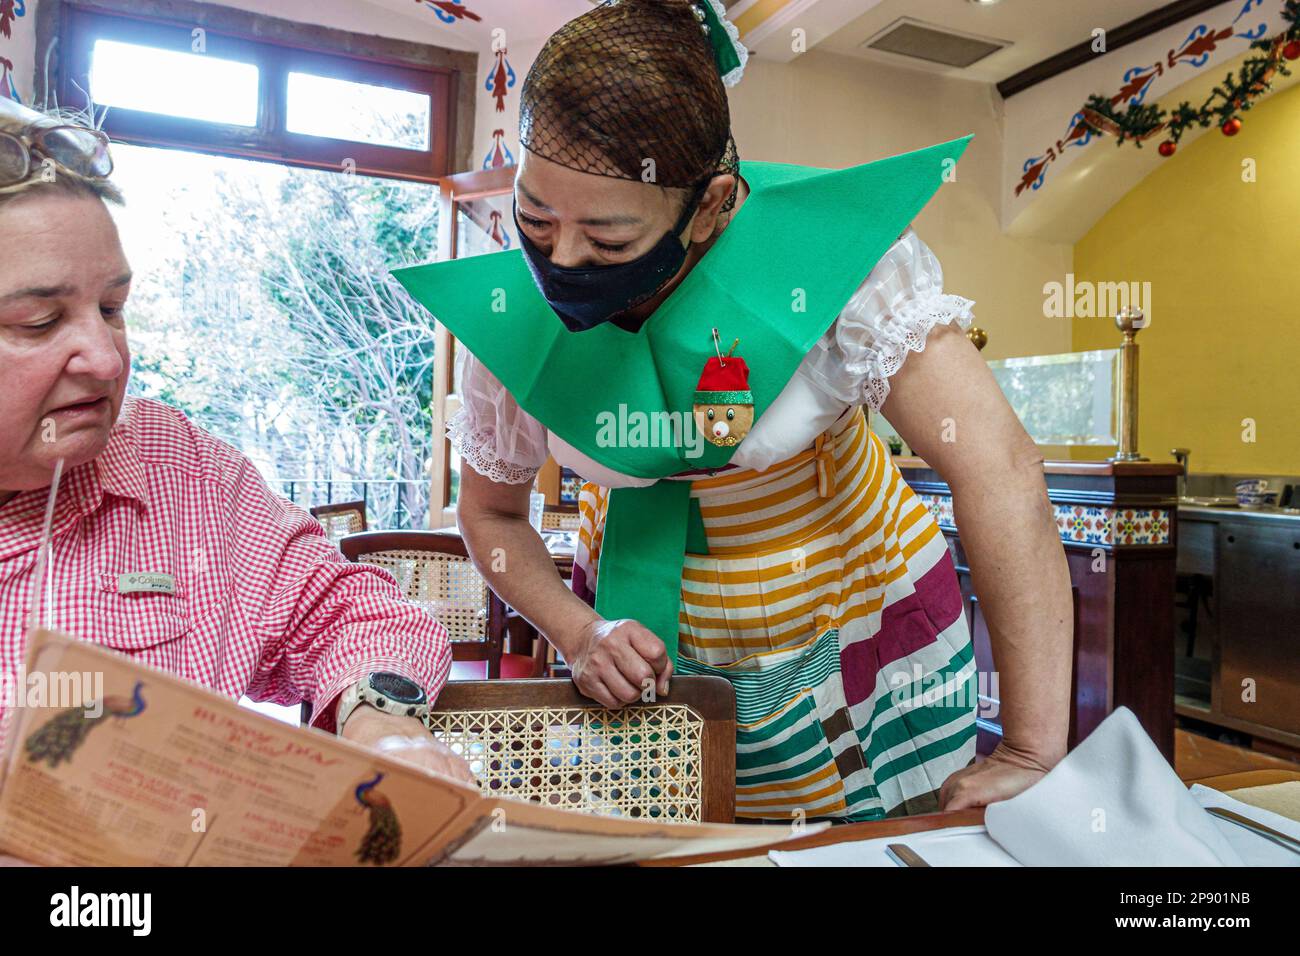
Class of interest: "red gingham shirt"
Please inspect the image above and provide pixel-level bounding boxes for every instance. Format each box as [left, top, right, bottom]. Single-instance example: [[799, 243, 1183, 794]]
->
[[0, 397, 451, 750]]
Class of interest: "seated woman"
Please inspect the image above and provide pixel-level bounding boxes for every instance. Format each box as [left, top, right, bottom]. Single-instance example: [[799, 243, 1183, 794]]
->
[[0, 99, 471, 783]]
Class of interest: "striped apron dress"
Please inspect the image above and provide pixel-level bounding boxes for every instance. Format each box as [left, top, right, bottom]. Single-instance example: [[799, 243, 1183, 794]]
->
[[572, 406, 978, 821]]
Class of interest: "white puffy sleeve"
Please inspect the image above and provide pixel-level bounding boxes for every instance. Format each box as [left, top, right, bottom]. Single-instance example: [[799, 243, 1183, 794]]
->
[[447, 345, 550, 484], [800, 228, 975, 413]]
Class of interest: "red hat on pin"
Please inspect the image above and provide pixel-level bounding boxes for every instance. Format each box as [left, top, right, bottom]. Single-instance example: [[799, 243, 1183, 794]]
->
[[694, 356, 753, 405]]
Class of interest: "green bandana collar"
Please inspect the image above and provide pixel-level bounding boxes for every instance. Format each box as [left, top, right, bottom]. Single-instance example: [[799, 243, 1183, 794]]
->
[[393, 136, 971, 483]]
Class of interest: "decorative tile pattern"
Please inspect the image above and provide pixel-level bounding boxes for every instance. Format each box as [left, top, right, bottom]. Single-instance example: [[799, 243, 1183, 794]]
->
[[560, 468, 583, 505], [918, 493, 956, 530], [1108, 507, 1172, 546], [916, 493, 1171, 547]]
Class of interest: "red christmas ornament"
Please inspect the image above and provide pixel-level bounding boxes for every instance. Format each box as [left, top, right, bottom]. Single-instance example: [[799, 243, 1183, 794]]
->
[[1222, 117, 1242, 136], [1158, 140, 1177, 157], [1284, 39, 1300, 60]]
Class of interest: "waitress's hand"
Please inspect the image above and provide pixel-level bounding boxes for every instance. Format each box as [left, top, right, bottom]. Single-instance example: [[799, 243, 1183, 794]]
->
[[937, 740, 1054, 811], [568, 618, 672, 708]]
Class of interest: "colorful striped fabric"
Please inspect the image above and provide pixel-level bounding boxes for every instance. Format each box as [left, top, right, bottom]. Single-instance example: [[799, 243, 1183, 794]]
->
[[573, 407, 976, 821]]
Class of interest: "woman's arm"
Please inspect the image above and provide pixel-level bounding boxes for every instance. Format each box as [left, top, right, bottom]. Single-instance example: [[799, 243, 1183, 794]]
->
[[457, 465, 672, 706], [880, 322, 1073, 808]]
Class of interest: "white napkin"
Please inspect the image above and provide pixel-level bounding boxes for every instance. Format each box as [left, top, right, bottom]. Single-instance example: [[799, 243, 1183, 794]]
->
[[984, 706, 1243, 866], [770, 707, 1298, 867]]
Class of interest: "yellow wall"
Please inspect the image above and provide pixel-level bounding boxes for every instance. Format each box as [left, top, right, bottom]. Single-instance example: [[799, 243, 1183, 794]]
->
[[1072, 83, 1300, 474]]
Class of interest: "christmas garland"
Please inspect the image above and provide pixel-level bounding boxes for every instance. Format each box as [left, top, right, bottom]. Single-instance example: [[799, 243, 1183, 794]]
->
[[1081, 0, 1300, 156]]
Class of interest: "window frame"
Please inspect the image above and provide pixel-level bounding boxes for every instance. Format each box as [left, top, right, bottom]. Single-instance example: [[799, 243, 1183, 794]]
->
[[56, 4, 457, 182]]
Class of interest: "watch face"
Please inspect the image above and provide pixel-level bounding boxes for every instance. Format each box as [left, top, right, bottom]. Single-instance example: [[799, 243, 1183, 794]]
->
[[369, 672, 426, 705]]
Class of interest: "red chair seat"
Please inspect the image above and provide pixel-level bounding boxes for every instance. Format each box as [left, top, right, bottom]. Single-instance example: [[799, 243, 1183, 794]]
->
[[449, 654, 537, 682]]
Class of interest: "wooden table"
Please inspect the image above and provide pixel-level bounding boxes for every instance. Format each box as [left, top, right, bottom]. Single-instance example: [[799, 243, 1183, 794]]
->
[[645, 768, 1300, 867], [1175, 728, 1300, 782]]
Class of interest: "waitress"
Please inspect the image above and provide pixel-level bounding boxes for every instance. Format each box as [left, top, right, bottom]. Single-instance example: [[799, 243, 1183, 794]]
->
[[396, 0, 1072, 820]]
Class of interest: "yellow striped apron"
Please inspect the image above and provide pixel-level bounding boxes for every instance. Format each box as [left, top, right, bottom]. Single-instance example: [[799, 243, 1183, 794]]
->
[[572, 407, 977, 821]]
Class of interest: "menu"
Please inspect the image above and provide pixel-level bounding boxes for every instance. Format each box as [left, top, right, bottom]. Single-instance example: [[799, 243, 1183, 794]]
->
[[0, 630, 819, 866]]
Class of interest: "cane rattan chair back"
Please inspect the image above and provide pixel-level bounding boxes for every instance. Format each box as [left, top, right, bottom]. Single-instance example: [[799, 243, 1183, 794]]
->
[[311, 500, 367, 545], [426, 677, 737, 823], [339, 530, 507, 677], [541, 506, 581, 532]]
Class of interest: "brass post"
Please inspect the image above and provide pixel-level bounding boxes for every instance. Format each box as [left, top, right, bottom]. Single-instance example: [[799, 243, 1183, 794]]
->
[[1111, 306, 1148, 462]]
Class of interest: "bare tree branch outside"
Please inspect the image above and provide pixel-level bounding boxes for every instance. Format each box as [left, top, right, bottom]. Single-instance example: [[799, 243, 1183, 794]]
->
[[113, 142, 441, 530]]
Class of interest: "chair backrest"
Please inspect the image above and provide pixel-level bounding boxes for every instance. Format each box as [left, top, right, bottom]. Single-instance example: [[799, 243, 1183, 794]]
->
[[339, 530, 504, 671], [426, 677, 737, 824], [541, 508, 580, 532], [311, 500, 367, 544]]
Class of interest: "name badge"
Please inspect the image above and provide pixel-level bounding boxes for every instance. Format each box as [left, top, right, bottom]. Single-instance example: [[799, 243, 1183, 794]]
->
[[118, 573, 177, 596]]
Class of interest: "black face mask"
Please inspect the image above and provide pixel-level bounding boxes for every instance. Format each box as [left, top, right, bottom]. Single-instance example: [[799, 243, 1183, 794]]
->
[[514, 186, 704, 333]]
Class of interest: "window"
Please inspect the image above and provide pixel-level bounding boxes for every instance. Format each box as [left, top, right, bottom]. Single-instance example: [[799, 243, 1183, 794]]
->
[[111, 140, 441, 532], [285, 73, 430, 150], [46, 1, 472, 530], [90, 39, 260, 126], [58, 6, 455, 181]]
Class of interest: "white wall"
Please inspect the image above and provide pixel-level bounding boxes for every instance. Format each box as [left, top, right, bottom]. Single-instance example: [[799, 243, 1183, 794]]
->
[[0, 0, 38, 103], [731, 47, 1074, 359]]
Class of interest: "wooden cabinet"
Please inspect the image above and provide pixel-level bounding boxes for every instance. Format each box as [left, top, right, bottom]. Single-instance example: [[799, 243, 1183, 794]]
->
[[1216, 520, 1300, 738]]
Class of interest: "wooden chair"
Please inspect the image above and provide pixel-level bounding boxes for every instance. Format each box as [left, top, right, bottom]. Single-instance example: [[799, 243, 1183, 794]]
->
[[426, 676, 737, 823], [541, 503, 581, 532], [311, 500, 367, 545], [338, 530, 541, 680]]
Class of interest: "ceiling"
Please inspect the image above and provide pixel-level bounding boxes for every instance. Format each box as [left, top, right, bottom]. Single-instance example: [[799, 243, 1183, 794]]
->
[[740, 0, 1175, 83], [357, 0, 1182, 87]]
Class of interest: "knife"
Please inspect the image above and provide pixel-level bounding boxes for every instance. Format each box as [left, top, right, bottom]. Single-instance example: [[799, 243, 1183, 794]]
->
[[1206, 806, 1300, 856], [885, 843, 931, 867]]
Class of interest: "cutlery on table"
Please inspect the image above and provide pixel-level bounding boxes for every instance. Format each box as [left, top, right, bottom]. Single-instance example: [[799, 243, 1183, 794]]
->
[[1206, 806, 1300, 856], [885, 843, 931, 867]]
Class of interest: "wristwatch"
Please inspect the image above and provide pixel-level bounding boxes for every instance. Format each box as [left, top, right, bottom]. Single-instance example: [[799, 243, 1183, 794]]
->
[[335, 672, 430, 734]]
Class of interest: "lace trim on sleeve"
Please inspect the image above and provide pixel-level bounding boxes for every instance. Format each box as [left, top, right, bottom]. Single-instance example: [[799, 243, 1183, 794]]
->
[[800, 230, 975, 413], [858, 291, 975, 412], [448, 346, 549, 485], [446, 407, 542, 485]]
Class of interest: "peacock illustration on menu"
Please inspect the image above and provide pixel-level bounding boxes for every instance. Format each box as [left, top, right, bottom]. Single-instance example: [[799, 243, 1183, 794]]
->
[[354, 772, 402, 865], [23, 680, 148, 768]]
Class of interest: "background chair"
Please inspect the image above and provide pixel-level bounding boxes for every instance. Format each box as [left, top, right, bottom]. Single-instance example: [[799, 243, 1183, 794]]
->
[[339, 530, 542, 680], [540, 503, 581, 532], [310, 500, 367, 545], [426, 676, 737, 823]]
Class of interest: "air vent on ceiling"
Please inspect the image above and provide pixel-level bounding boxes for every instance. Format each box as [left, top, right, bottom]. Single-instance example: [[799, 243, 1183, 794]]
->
[[862, 17, 1009, 69]]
